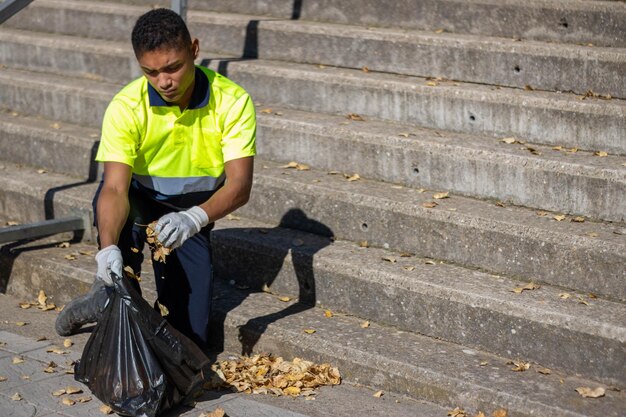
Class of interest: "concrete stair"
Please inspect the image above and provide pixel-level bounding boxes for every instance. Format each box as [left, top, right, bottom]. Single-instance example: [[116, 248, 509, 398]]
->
[[0, 0, 624, 415]]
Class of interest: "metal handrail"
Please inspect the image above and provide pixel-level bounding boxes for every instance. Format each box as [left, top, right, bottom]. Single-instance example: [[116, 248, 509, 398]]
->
[[0, 0, 34, 24], [171, 0, 188, 22]]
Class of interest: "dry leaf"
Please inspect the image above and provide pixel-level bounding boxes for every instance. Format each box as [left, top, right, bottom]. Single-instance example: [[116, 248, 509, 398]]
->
[[553, 215, 566, 221], [493, 410, 508, 417], [382, 256, 397, 263], [63, 339, 73, 348], [303, 329, 316, 334], [200, 408, 225, 417], [76, 396, 92, 403], [512, 282, 540, 294], [571, 216, 585, 223], [65, 386, 82, 395], [373, 390, 384, 398], [19, 302, 31, 309], [64, 254, 77, 260], [448, 408, 467, 417], [346, 113, 365, 121], [260, 108, 273, 114], [37, 169, 47, 174], [100, 404, 114, 414], [12, 356, 24, 364], [146, 221, 171, 263], [52, 389, 66, 396], [422, 201, 438, 208], [426, 81, 438, 87], [575, 387, 605, 398], [15, 321, 29, 326], [525, 146, 541, 155], [11, 392, 22, 401], [278, 296, 291, 302], [404, 266, 415, 271], [536, 367, 552, 375], [433, 192, 449, 199], [362, 66, 370, 73], [479, 361, 488, 366], [536, 211, 549, 217], [0, 376, 7, 382], [434, 28, 445, 34], [508, 360, 530, 372], [360, 321, 370, 328], [398, 132, 409, 137], [47, 347, 69, 355], [38, 290, 47, 306], [524, 85, 534, 91], [577, 296, 589, 306], [358, 241, 369, 248], [424, 260, 436, 265], [559, 293, 571, 299], [495, 201, 506, 207], [284, 386, 301, 396], [552, 146, 563, 150], [79, 249, 94, 256], [500, 137, 517, 144], [156, 300, 169, 317], [226, 213, 241, 221], [346, 173, 361, 182], [62, 398, 75, 406], [594, 151, 608, 157], [475, 412, 486, 417], [324, 310, 333, 318]]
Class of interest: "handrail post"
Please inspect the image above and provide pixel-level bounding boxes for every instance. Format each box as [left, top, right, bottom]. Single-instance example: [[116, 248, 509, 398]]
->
[[0, 0, 35, 24], [171, 0, 188, 23]]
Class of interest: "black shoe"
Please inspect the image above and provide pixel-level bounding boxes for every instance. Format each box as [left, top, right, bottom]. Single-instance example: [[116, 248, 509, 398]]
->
[[55, 279, 111, 336]]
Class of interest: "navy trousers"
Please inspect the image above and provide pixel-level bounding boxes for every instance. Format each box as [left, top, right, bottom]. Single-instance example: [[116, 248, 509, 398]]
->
[[93, 179, 216, 349]]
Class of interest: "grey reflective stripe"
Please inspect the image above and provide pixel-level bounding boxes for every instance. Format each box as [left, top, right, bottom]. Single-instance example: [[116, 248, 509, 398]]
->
[[133, 173, 225, 195]]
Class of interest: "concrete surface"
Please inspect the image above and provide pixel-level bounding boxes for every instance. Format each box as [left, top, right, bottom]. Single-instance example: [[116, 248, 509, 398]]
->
[[11, 0, 625, 47]]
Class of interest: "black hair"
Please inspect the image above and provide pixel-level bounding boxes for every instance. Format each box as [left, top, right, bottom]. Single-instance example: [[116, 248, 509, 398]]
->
[[131, 8, 192, 57]]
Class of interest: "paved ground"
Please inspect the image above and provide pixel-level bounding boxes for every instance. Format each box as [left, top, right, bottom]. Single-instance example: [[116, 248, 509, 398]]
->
[[0, 292, 445, 417]]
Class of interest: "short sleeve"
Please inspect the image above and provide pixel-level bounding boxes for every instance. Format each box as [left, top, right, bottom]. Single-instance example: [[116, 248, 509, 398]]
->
[[95, 99, 140, 167], [221, 93, 256, 162]]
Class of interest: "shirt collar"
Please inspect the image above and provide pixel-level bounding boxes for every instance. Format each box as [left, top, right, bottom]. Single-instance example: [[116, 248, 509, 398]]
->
[[147, 66, 210, 110]]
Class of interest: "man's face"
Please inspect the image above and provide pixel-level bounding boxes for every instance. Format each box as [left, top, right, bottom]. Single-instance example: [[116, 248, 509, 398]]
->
[[137, 39, 199, 107]]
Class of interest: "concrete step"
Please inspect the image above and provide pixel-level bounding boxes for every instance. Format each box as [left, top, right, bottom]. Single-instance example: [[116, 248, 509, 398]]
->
[[254, 106, 626, 222], [1, 105, 624, 221], [0, 156, 623, 303], [21, 0, 626, 47], [4, 7, 625, 98], [0, 62, 623, 157], [1, 237, 624, 416], [241, 160, 626, 302], [205, 59, 626, 155]]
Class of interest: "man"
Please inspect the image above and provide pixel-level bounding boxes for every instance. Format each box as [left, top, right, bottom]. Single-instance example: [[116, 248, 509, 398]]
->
[[55, 8, 256, 349]]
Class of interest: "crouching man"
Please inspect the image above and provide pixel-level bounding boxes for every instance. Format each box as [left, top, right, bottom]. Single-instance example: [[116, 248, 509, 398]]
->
[[56, 8, 256, 349]]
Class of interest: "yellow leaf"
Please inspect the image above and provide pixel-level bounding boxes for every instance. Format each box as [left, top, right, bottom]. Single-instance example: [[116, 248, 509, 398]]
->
[[433, 192, 449, 199], [404, 266, 416, 271], [18, 302, 31, 309], [553, 214, 566, 221], [594, 151, 608, 157], [493, 409, 508, 417], [479, 361, 488, 366], [536, 211, 548, 217], [61, 397, 75, 406], [536, 367, 552, 375], [577, 296, 590, 306], [346, 173, 361, 182], [511, 282, 540, 294], [559, 293, 571, 299], [200, 408, 226, 417], [426, 81, 438, 87], [78, 250, 94, 256], [324, 310, 333, 318], [571, 216, 585, 223], [76, 396, 92, 403], [278, 296, 291, 302], [303, 329, 316, 334], [495, 201, 506, 207], [12, 356, 24, 364], [358, 241, 369, 248], [100, 404, 114, 414], [0, 376, 7, 382], [52, 389, 66, 396], [38, 290, 47, 306], [434, 28, 445, 34], [382, 256, 397, 263], [226, 213, 241, 221], [508, 360, 530, 372], [63, 339, 73, 348], [64, 254, 77, 260], [398, 132, 409, 137], [260, 108, 273, 114], [552, 146, 563, 151], [575, 387, 605, 398], [475, 412, 486, 417], [11, 392, 22, 401], [346, 113, 365, 121], [373, 390, 384, 398], [448, 408, 467, 417], [422, 201, 438, 208], [362, 66, 369, 73], [360, 321, 370, 328], [500, 137, 517, 144], [156, 300, 169, 317], [65, 386, 82, 395], [15, 321, 28, 327], [284, 386, 301, 396]]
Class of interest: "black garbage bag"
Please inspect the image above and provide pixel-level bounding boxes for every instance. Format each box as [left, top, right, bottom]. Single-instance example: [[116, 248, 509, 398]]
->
[[75, 273, 210, 417]]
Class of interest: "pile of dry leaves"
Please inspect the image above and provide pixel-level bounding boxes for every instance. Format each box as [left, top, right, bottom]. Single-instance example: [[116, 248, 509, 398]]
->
[[205, 354, 341, 398]]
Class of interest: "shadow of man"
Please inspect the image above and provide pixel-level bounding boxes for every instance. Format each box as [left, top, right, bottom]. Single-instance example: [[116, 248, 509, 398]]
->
[[208, 208, 334, 357]]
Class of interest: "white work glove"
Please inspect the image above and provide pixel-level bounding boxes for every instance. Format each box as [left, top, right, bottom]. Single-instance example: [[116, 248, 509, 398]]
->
[[95, 245, 123, 286], [155, 206, 209, 250]]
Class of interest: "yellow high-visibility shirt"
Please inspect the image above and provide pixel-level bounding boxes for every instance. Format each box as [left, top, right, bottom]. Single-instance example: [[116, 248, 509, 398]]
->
[[95, 66, 256, 195]]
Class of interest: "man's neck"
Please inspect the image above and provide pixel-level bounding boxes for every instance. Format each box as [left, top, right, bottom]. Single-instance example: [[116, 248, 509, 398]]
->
[[175, 77, 196, 111]]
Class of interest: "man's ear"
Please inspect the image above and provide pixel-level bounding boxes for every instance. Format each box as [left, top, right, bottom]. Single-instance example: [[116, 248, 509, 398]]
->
[[191, 38, 200, 60]]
